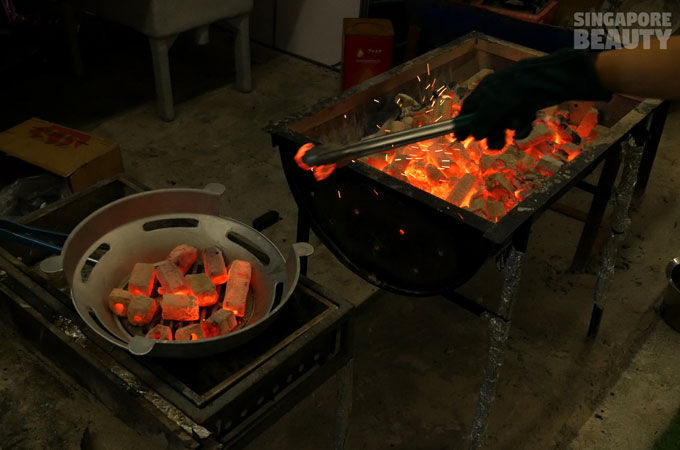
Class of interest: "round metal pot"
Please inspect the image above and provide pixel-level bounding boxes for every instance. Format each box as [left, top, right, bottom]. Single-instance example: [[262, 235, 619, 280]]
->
[[61, 184, 312, 358]]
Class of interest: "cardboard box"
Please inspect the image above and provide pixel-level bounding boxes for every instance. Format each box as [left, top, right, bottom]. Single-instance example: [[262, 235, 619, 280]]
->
[[0, 118, 124, 192], [342, 18, 394, 90]]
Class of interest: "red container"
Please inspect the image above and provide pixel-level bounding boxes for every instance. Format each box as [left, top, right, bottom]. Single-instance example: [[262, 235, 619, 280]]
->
[[342, 18, 394, 91]]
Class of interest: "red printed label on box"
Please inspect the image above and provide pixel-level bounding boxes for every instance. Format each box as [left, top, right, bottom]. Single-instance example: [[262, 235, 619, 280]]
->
[[342, 32, 393, 90]]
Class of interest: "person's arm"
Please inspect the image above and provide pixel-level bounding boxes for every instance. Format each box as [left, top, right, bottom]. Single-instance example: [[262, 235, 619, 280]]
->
[[595, 36, 680, 99], [454, 38, 679, 148]]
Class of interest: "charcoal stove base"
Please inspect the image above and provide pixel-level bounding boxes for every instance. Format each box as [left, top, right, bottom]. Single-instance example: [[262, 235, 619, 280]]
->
[[0, 176, 357, 450], [270, 30, 661, 449], [291, 134, 646, 450]]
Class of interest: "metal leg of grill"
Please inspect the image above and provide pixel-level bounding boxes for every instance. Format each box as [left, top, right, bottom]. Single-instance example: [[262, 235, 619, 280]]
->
[[468, 225, 528, 450], [333, 358, 354, 450], [588, 137, 644, 338], [635, 100, 670, 198], [570, 151, 622, 272]]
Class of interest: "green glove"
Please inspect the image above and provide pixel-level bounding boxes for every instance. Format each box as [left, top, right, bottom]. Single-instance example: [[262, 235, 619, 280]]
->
[[453, 48, 612, 149]]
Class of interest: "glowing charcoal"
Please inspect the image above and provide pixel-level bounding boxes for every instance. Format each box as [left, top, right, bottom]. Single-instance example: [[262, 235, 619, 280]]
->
[[128, 263, 155, 297], [160, 294, 199, 321], [384, 152, 410, 175], [465, 197, 486, 214], [201, 309, 238, 338], [480, 153, 517, 173], [166, 244, 198, 275], [554, 122, 581, 144], [358, 84, 598, 223], [559, 142, 581, 158], [425, 164, 445, 183], [145, 324, 173, 341], [175, 323, 205, 341], [447, 173, 476, 205], [590, 124, 609, 140], [127, 295, 157, 326], [202, 247, 228, 285], [535, 141, 554, 156], [108, 288, 133, 317], [515, 123, 551, 150], [155, 261, 189, 295], [462, 68, 494, 89], [536, 155, 564, 175], [185, 273, 218, 307], [486, 200, 506, 221], [516, 188, 533, 202], [485, 173, 515, 197], [433, 96, 454, 121], [222, 260, 251, 317], [576, 108, 599, 138]]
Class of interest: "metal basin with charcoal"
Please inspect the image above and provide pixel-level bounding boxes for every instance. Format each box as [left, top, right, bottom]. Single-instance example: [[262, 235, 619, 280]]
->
[[61, 185, 311, 358]]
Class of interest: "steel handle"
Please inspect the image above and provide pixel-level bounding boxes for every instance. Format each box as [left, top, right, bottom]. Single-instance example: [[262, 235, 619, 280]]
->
[[0, 219, 69, 254], [301, 113, 474, 166]]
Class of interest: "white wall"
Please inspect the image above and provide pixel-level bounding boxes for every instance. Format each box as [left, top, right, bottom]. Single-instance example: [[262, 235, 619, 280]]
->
[[251, 0, 363, 66]]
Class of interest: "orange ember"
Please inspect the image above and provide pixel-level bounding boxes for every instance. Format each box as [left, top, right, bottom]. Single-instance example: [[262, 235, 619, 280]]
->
[[294, 68, 602, 222], [356, 97, 601, 222], [295, 143, 337, 181], [128, 263, 155, 297], [359, 115, 596, 222]]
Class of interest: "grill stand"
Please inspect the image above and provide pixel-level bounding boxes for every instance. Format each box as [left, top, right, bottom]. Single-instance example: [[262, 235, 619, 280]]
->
[[288, 128, 648, 448], [588, 137, 644, 338], [467, 134, 645, 448], [468, 224, 529, 450], [567, 151, 622, 272], [635, 100, 670, 198], [568, 100, 668, 271], [465, 134, 645, 448]]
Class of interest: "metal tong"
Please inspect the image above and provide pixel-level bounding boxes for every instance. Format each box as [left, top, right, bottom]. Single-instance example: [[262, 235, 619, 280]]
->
[[0, 219, 68, 254], [301, 113, 475, 167]]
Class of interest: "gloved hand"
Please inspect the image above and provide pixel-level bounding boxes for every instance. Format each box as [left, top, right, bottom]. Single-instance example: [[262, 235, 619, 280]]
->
[[453, 48, 612, 149]]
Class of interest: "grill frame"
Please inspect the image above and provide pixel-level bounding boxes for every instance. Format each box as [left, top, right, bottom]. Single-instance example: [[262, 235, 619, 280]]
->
[[268, 31, 661, 295]]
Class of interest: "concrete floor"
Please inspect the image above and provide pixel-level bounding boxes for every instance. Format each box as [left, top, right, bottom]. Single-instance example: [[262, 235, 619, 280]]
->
[[2, 24, 680, 450]]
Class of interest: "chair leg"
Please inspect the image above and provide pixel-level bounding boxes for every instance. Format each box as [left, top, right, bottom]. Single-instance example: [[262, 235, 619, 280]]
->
[[226, 14, 252, 92], [60, 0, 84, 78], [149, 35, 178, 121]]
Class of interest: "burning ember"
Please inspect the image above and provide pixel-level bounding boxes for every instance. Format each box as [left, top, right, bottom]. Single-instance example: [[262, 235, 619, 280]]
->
[[297, 68, 607, 222], [107, 244, 252, 341]]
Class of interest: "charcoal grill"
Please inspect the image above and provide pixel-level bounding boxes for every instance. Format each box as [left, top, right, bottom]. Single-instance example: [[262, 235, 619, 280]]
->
[[269, 32, 660, 296], [268, 32, 664, 449]]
